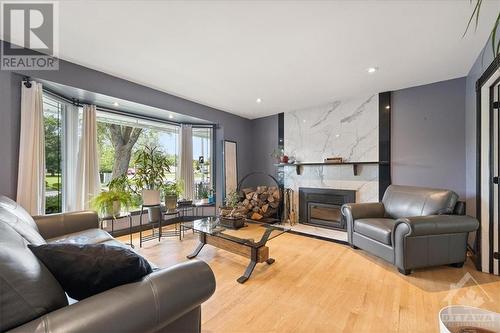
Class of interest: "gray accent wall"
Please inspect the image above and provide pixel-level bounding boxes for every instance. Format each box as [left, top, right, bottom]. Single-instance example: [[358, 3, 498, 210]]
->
[[391, 77, 467, 198], [0, 70, 22, 199], [0, 41, 253, 205], [465, 27, 499, 216]]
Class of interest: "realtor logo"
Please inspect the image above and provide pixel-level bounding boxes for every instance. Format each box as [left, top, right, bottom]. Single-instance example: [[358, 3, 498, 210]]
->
[[1, 1, 59, 70]]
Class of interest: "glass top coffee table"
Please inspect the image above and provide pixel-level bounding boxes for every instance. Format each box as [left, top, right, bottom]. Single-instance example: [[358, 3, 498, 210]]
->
[[183, 217, 289, 283]]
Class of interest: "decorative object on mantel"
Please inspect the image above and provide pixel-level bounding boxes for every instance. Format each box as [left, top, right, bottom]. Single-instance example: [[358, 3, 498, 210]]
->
[[324, 157, 343, 164]]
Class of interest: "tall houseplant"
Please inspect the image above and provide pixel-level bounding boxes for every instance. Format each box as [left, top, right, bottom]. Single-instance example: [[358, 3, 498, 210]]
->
[[133, 146, 173, 222]]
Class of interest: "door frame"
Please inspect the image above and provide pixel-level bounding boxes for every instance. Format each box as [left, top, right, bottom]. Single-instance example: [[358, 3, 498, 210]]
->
[[476, 54, 500, 273]]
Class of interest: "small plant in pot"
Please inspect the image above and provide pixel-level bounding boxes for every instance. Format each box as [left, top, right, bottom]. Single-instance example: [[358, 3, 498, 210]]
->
[[197, 182, 210, 204], [162, 180, 183, 211], [91, 190, 133, 218], [219, 190, 245, 228]]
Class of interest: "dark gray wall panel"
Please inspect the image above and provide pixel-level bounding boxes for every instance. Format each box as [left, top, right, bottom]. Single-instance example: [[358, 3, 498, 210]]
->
[[392, 77, 466, 198], [0, 71, 22, 199]]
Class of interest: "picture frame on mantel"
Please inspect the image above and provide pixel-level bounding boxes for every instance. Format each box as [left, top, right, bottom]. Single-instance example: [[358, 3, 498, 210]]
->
[[223, 140, 238, 200]]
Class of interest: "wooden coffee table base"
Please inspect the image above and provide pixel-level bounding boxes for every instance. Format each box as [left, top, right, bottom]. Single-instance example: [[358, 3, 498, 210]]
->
[[186, 232, 275, 283]]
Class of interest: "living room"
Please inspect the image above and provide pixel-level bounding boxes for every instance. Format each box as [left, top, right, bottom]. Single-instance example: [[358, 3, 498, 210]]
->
[[0, 1, 500, 332]]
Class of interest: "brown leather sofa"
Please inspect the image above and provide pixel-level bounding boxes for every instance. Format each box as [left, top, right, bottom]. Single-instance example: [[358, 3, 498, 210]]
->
[[0, 195, 216, 333], [341, 185, 479, 275]]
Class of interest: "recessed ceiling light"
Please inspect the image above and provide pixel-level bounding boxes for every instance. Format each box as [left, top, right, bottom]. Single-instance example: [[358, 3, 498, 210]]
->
[[367, 67, 378, 74], [385, 105, 390, 109], [113, 102, 119, 107], [169, 114, 174, 119], [335, 134, 341, 138], [256, 98, 262, 104]]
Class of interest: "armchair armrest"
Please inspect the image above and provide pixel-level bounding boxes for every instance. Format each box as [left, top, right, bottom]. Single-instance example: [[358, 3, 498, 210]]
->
[[394, 215, 479, 238], [341, 203, 385, 220], [341, 203, 385, 244], [33, 210, 99, 240], [8, 260, 216, 333]]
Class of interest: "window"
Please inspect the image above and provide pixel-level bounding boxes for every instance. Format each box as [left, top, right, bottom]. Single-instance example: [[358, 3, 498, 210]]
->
[[42, 90, 215, 213], [192, 127, 213, 199], [43, 95, 65, 214], [96, 112, 179, 195]]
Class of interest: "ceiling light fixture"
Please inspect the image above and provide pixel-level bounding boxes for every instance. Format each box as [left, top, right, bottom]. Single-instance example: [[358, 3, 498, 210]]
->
[[256, 98, 262, 104], [385, 105, 390, 110], [367, 67, 378, 74], [113, 102, 119, 107], [169, 114, 174, 119]]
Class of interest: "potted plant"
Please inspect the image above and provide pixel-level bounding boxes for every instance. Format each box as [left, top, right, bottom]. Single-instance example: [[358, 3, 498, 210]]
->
[[197, 182, 210, 204], [162, 180, 183, 210], [91, 175, 134, 218], [219, 190, 245, 229], [133, 145, 173, 222]]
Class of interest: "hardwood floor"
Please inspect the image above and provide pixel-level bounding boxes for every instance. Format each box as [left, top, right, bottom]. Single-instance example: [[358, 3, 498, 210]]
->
[[120, 229, 500, 332]]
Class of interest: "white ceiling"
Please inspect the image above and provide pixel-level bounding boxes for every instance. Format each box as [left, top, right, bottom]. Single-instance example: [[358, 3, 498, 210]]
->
[[20, 1, 500, 118]]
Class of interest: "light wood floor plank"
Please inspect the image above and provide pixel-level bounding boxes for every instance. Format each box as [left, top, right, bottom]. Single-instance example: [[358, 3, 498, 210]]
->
[[120, 229, 500, 332]]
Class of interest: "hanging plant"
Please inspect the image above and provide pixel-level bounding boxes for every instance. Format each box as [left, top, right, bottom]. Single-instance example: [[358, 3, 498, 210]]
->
[[463, 0, 500, 58]]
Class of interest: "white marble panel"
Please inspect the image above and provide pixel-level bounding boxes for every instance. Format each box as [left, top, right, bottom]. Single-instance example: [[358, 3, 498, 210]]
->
[[284, 95, 379, 218]]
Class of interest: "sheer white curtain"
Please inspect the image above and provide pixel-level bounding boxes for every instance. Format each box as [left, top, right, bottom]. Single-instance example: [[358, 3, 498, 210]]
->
[[17, 81, 45, 215], [179, 124, 193, 200], [75, 105, 100, 210], [64, 104, 80, 211]]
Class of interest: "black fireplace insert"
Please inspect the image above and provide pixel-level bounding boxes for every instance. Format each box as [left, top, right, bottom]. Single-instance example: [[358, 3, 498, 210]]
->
[[298, 187, 356, 230]]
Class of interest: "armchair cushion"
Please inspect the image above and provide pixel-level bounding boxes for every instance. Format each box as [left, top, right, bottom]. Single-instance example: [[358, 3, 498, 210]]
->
[[354, 218, 395, 245], [394, 215, 479, 237]]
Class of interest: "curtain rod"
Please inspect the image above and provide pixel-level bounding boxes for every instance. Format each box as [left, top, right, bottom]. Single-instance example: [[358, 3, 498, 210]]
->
[[41, 86, 216, 128]]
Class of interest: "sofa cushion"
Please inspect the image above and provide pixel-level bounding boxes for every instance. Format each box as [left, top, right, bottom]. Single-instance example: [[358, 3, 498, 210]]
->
[[354, 218, 395, 245], [47, 228, 114, 245], [0, 207, 46, 245], [382, 185, 458, 219], [0, 222, 68, 332], [0, 195, 39, 231], [29, 243, 153, 300]]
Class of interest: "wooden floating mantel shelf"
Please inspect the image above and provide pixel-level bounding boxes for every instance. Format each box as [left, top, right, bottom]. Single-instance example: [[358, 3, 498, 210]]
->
[[275, 161, 390, 176]]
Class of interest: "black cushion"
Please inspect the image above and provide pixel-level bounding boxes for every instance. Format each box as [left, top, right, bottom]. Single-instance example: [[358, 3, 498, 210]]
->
[[354, 218, 395, 245], [28, 243, 153, 300]]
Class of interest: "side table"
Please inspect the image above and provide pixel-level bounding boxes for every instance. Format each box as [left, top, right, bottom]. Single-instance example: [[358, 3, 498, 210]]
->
[[99, 212, 134, 248]]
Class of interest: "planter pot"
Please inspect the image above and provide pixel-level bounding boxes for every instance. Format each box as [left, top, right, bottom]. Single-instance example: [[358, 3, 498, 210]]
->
[[164, 195, 178, 210], [200, 198, 209, 205], [104, 201, 121, 217], [148, 207, 161, 223]]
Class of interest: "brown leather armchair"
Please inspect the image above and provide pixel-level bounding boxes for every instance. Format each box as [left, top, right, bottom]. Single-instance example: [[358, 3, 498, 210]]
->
[[341, 185, 479, 275]]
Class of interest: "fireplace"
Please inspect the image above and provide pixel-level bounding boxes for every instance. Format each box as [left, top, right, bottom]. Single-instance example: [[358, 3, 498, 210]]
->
[[298, 187, 356, 230]]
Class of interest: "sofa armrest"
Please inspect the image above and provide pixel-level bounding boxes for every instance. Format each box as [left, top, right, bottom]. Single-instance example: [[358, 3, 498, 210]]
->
[[393, 215, 479, 238], [8, 260, 216, 333], [341, 203, 385, 244], [33, 210, 99, 240]]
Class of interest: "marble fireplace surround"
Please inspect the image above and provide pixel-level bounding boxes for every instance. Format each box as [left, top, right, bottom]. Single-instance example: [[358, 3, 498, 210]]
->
[[283, 94, 384, 231]]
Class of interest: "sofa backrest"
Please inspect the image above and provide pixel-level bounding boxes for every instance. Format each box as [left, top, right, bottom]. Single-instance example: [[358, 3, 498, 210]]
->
[[0, 196, 46, 245], [0, 222, 68, 331], [0, 196, 39, 231], [382, 185, 459, 219]]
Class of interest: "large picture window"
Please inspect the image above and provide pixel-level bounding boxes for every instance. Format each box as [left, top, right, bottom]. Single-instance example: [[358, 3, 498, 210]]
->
[[42, 91, 215, 213]]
